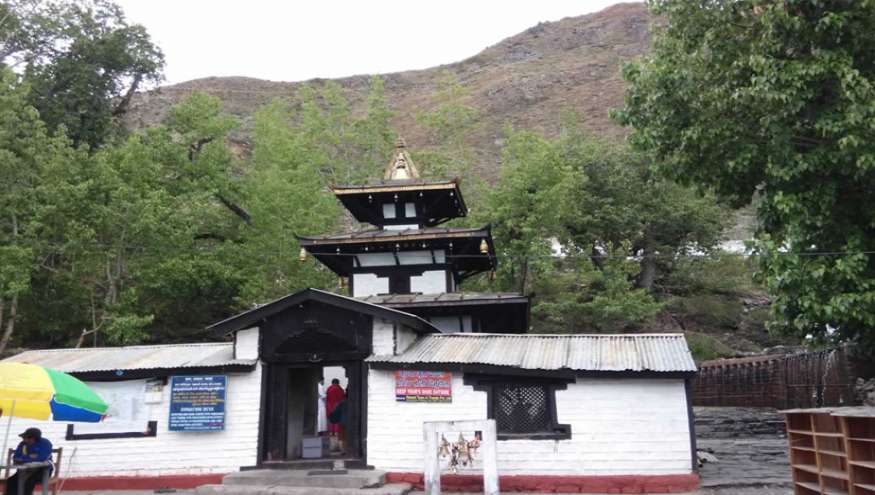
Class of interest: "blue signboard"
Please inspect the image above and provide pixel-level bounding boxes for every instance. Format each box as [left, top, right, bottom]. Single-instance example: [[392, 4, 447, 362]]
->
[[168, 375, 227, 432]]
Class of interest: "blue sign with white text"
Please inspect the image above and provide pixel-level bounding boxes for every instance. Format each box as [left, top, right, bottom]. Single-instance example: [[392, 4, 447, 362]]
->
[[168, 375, 227, 432]]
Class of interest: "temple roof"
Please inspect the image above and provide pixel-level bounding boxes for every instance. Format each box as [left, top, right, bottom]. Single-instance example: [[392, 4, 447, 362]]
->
[[298, 226, 489, 245], [331, 178, 460, 195], [298, 226, 495, 278], [357, 292, 528, 307]]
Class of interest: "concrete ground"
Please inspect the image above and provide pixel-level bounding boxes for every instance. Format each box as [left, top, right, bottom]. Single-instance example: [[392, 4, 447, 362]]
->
[[64, 487, 793, 495]]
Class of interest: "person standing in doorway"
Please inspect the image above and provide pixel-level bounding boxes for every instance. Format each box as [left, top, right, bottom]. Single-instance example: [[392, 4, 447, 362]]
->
[[325, 378, 345, 448], [316, 377, 328, 435]]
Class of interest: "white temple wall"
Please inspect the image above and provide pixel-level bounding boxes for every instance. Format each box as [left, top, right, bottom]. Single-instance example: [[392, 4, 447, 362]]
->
[[410, 270, 447, 294], [366, 369, 693, 475], [4, 364, 263, 478], [352, 273, 389, 297]]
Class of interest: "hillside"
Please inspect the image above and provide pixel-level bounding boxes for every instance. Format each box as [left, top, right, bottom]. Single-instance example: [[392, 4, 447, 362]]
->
[[124, 2, 650, 178], [122, 2, 782, 359]]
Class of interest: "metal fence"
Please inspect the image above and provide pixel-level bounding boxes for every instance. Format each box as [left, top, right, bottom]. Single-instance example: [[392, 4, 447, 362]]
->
[[691, 346, 859, 408]]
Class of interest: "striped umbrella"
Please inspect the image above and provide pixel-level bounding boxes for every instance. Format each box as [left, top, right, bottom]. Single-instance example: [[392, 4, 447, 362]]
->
[[0, 362, 108, 422]]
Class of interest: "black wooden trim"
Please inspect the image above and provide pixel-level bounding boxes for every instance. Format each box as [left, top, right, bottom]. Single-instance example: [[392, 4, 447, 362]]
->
[[207, 288, 438, 337], [256, 361, 268, 467], [70, 364, 255, 382], [464, 374, 571, 441], [360, 360, 369, 466], [66, 421, 157, 441], [368, 361, 696, 379], [349, 265, 447, 276], [685, 378, 698, 472]]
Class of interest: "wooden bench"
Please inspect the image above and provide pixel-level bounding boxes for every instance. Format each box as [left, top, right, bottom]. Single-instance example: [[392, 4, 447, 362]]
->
[[1, 447, 63, 495]]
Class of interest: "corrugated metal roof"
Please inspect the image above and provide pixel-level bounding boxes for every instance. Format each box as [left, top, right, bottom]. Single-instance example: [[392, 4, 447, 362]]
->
[[367, 333, 696, 373], [2, 342, 254, 373], [357, 292, 528, 307]]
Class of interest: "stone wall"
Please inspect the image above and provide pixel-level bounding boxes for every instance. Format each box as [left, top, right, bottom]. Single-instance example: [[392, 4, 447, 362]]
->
[[694, 407, 786, 439], [694, 407, 791, 487]]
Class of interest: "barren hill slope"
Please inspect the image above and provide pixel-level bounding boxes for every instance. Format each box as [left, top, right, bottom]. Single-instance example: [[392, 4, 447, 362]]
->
[[124, 2, 651, 177]]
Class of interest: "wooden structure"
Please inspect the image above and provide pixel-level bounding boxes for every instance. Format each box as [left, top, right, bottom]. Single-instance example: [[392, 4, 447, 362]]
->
[[693, 347, 859, 408], [783, 407, 875, 494]]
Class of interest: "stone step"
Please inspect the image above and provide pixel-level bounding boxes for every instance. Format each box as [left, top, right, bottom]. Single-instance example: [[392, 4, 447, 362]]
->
[[222, 469, 386, 490], [196, 482, 412, 495], [257, 458, 366, 470]]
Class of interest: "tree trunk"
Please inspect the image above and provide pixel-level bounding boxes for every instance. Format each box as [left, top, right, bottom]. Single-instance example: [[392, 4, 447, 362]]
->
[[518, 258, 529, 295], [638, 246, 657, 290], [0, 294, 17, 354], [112, 72, 143, 117], [0, 214, 19, 354]]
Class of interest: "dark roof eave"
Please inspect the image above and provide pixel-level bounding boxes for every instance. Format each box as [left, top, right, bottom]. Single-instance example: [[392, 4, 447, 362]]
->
[[70, 363, 257, 381], [205, 288, 439, 337], [366, 360, 696, 379], [377, 296, 530, 309], [297, 227, 491, 246]]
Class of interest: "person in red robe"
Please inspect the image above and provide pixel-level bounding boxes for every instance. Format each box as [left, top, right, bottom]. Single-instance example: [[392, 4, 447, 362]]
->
[[325, 378, 345, 437]]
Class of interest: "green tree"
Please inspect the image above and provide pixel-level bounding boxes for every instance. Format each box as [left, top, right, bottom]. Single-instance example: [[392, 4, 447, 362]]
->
[[0, 68, 49, 352], [558, 131, 727, 291], [2, 0, 164, 148], [476, 125, 726, 332], [617, 0, 875, 353], [296, 78, 395, 185], [416, 71, 480, 180], [232, 99, 340, 302]]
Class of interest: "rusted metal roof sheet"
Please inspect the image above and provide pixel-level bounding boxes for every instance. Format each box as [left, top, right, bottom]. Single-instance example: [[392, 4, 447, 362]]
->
[[3, 342, 254, 373], [357, 292, 528, 307], [367, 333, 696, 373]]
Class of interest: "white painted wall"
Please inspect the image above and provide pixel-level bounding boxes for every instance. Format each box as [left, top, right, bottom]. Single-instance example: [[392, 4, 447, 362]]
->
[[395, 325, 418, 354], [234, 327, 259, 360], [372, 319, 395, 355], [3, 364, 263, 478], [352, 273, 389, 297], [410, 270, 447, 294], [366, 369, 693, 475]]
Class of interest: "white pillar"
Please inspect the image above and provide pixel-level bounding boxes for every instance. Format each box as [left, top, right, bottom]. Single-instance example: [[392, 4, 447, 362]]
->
[[422, 419, 499, 495]]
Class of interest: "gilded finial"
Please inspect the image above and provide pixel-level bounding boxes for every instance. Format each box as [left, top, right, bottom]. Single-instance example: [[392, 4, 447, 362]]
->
[[384, 135, 420, 180]]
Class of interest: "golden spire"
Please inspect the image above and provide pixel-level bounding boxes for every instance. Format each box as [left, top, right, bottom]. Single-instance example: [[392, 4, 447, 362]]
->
[[383, 136, 420, 180]]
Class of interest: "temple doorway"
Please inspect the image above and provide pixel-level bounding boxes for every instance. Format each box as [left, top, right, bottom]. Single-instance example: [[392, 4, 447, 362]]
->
[[262, 360, 366, 464]]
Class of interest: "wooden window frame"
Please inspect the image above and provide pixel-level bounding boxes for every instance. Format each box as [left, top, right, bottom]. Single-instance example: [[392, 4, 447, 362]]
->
[[464, 375, 571, 441], [66, 420, 158, 441]]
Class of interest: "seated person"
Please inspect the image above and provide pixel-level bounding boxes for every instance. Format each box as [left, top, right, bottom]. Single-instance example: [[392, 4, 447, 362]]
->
[[5, 428, 53, 495]]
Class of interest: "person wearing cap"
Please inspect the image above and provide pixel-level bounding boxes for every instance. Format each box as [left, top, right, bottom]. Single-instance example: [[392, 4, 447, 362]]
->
[[4, 428, 53, 495]]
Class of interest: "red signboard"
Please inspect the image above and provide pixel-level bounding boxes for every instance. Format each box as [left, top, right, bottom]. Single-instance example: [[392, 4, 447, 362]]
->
[[395, 370, 452, 402]]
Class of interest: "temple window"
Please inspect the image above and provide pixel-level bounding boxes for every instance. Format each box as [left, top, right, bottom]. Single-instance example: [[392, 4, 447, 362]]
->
[[465, 376, 572, 440]]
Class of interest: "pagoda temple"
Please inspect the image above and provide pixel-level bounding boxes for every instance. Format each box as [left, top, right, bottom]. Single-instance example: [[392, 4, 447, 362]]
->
[[1, 137, 699, 494], [298, 138, 530, 333]]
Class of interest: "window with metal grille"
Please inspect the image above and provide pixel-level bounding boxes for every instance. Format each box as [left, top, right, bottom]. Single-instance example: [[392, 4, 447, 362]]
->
[[494, 383, 551, 433], [465, 375, 571, 440]]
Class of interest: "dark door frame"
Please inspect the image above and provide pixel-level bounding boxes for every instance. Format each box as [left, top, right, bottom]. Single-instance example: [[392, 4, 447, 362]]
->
[[260, 359, 368, 465]]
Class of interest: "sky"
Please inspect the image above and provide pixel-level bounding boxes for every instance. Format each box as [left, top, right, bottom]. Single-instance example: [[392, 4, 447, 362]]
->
[[114, 0, 623, 86]]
